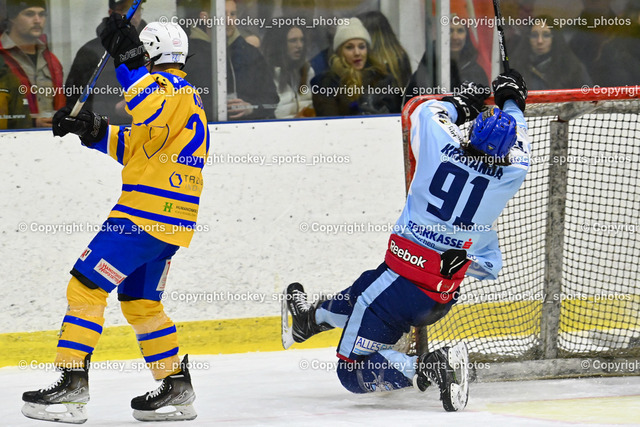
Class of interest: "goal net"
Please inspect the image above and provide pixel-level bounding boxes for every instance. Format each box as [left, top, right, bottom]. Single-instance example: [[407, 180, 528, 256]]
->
[[400, 89, 640, 378]]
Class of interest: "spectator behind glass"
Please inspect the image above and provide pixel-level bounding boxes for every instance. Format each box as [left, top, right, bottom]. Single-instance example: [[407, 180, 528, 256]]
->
[[568, 0, 632, 86], [449, 20, 488, 88], [501, 0, 535, 56], [262, 24, 315, 119], [357, 10, 411, 90], [312, 17, 401, 117], [0, 0, 64, 127], [585, 1, 640, 86], [309, 25, 334, 77], [0, 54, 30, 129], [406, 17, 488, 102], [234, 0, 314, 40], [618, 2, 640, 84], [512, 17, 592, 90], [65, 0, 145, 125], [308, 0, 379, 77], [226, 0, 279, 120], [180, 0, 214, 120]]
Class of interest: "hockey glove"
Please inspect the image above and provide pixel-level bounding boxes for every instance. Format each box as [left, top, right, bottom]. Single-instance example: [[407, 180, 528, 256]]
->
[[52, 107, 109, 147], [440, 249, 468, 278], [100, 13, 147, 70], [442, 81, 491, 126], [492, 69, 528, 111]]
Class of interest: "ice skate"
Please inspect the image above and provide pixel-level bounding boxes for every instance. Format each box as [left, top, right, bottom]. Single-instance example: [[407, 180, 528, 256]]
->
[[21, 355, 91, 424], [414, 342, 469, 412], [281, 282, 333, 349], [131, 354, 197, 422]]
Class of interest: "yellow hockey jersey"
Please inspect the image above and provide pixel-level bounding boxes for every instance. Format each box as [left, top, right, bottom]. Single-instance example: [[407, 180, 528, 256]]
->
[[90, 66, 209, 247]]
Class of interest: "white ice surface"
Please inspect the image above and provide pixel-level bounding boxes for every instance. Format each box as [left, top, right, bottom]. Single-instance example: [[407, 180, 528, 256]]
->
[[2, 347, 640, 427]]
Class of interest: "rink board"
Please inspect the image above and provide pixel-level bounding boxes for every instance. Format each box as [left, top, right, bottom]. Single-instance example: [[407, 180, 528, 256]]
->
[[2, 295, 638, 368]]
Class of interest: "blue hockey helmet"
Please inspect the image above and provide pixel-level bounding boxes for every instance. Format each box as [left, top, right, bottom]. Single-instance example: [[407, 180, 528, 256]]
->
[[469, 107, 517, 158]]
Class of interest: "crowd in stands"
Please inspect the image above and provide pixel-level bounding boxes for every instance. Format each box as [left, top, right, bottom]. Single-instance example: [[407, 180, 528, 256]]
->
[[1, 0, 639, 129]]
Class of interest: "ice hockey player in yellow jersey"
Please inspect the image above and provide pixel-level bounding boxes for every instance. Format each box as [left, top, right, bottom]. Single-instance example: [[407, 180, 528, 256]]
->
[[21, 16, 207, 424]]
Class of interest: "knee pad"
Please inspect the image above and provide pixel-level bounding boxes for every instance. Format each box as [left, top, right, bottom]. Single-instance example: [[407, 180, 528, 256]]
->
[[67, 276, 108, 316]]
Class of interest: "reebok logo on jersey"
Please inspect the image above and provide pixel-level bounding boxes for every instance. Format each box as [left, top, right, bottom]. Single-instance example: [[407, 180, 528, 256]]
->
[[389, 239, 426, 269], [94, 259, 126, 286]]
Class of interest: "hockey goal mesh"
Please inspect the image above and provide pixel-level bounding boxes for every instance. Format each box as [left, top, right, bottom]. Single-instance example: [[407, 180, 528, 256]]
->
[[401, 91, 640, 363]]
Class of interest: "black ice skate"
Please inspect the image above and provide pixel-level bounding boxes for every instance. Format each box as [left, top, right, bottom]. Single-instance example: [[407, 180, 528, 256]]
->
[[281, 282, 333, 349], [413, 342, 469, 412], [21, 355, 91, 424], [131, 354, 197, 422]]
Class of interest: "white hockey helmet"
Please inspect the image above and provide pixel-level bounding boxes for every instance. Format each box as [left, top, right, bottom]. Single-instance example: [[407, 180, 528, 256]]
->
[[139, 22, 189, 66]]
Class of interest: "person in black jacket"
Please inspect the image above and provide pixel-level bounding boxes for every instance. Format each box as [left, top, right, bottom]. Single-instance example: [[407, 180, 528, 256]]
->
[[406, 18, 488, 102], [569, 0, 640, 87], [64, 0, 145, 125], [449, 20, 488, 88], [179, 0, 214, 120], [512, 17, 592, 90], [225, 0, 278, 120]]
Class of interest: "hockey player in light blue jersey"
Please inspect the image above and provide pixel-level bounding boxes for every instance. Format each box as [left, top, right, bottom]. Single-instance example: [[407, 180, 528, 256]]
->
[[282, 70, 529, 411], [395, 84, 531, 282]]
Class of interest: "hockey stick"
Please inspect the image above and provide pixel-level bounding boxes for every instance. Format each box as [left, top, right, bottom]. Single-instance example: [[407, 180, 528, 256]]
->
[[69, 0, 143, 117], [492, 0, 510, 72]]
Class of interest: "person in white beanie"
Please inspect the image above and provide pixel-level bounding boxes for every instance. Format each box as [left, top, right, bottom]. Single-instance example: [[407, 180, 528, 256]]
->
[[311, 17, 401, 116]]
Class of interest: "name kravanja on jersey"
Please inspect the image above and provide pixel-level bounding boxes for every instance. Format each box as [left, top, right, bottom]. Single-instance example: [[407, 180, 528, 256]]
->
[[440, 143, 505, 180]]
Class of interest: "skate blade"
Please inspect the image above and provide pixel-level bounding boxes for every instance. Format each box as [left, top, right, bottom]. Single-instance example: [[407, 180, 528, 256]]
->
[[281, 287, 295, 349], [132, 404, 197, 422], [446, 342, 470, 411], [22, 402, 88, 424]]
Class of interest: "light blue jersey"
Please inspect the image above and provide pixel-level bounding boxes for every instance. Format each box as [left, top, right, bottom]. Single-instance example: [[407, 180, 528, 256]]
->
[[395, 99, 531, 280]]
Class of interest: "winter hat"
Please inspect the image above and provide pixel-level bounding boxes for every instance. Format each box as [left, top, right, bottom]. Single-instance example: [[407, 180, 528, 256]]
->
[[6, 0, 47, 18], [332, 17, 372, 52]]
